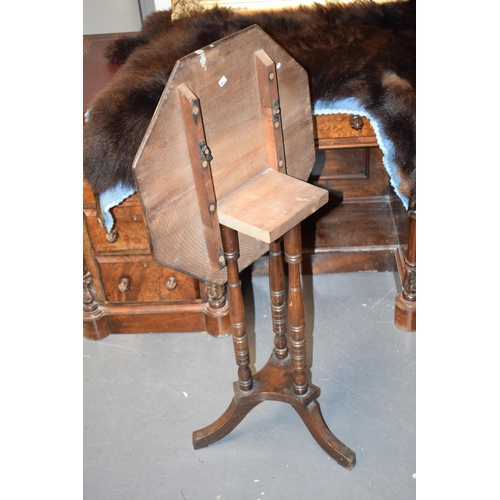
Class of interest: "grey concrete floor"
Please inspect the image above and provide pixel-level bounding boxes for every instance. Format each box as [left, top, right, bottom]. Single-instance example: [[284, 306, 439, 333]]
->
[[83, 271, 416, 499]]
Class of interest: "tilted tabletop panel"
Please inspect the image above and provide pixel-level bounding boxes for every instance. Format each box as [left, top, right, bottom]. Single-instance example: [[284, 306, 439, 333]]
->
[[133, 25, 320, 284]]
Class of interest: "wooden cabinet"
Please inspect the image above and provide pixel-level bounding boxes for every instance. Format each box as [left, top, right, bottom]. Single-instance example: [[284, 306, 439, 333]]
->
[[308, 112, 408, 275], [83, 177, 231, 339], [314, 113, 378, 149], [84, 34, 230, 340], [252, 113, 408, 276]]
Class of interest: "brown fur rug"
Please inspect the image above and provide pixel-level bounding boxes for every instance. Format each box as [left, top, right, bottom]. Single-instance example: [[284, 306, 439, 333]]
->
[[83, 1, 416, 209]]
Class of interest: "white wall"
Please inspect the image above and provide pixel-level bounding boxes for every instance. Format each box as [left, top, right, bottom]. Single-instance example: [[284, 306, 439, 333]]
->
[[84, 0, 396, 35], [154, 0, 171, 10], [83, 0, 143, 35], [156, 0, 393, 12]]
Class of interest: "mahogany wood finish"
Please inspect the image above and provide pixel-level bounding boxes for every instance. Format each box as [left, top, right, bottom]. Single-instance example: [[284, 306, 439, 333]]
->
[[284, 224, 308, 395], [193, 223, 355, 469], [124, 28, 355, 468], [269, 239, 288, 359], [221, 225, 254, 392], [193, 356, 355, 469]]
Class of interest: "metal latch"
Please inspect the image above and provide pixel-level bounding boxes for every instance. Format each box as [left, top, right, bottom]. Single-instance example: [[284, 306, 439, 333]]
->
[[198, 139, 213, 169], [273, 99, 281, 128]]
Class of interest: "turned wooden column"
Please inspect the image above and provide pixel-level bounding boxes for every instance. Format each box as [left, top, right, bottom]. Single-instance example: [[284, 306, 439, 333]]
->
[[284, 224, 308, 395], [83, 258, 110, 340], [269, 239, 288, 359], [204, 283, 231, 337], [395, 210, 416, 331], [220, 225, 253, 391]]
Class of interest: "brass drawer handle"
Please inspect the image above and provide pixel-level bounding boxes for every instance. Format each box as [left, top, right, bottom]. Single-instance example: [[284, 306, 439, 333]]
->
[[106, 229, 119, 244], [118, 277, 130, 293], [165, 276, 177, 291], [350, 114, 364, 130]]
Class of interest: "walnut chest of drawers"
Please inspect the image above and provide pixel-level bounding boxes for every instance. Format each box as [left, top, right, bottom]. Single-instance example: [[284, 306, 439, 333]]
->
[[84, 177, 232, 339]]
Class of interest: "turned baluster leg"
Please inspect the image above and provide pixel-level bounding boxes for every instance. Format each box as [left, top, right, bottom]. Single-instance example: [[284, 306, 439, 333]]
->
[[220, 225, 253, 391], [401, 211, 416, 303], [284, 224, 308, 395], [204, 283, 231, 338], [269, 239, 288, 359], [83, 258, 110, 340], [395, 210, 416, 331]]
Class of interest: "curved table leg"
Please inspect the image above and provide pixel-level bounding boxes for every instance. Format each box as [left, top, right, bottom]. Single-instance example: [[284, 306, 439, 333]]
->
[[193, 396, 262, 449], [294, 400, 356, 470], [193, 354, 356, 469], [193, 226, 355, 470]]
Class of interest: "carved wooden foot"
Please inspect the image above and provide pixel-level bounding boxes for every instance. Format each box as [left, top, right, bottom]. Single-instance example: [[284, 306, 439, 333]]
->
[[192, 353, 356, 469]]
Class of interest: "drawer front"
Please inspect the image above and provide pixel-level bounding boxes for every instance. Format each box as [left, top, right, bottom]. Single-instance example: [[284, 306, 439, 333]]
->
[[84, 205, 151, 255], [311, 147, 369, 179], [96, 255, 201, 303], [310, 146, 390, 199], [314, 114, 378, 149]]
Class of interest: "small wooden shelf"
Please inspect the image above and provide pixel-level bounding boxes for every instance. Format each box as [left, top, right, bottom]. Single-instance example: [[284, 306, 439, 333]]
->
[[218, 170, 328, 243]]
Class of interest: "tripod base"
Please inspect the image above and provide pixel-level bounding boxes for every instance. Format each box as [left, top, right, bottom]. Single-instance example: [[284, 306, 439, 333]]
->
[[193, 353, 356, 470]]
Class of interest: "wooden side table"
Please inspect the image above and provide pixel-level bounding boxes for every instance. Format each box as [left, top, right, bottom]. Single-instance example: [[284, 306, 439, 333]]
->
[[131, 25, 355, 469]]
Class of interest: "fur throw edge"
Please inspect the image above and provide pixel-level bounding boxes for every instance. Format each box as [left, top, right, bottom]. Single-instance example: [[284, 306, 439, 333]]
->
[[83, 1, 416, 209]]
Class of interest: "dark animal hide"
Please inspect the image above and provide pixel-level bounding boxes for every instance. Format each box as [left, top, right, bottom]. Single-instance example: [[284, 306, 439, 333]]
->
[[83, 0, 416, 209]]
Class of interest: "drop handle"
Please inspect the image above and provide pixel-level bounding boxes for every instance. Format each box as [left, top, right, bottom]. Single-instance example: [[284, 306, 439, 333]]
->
[[118, 277, 130, 293], [350, 114, 364, 130]]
